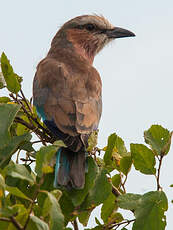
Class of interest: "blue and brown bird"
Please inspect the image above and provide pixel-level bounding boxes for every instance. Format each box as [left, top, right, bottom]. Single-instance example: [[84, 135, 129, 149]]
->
[[33, 15, 135, 189]]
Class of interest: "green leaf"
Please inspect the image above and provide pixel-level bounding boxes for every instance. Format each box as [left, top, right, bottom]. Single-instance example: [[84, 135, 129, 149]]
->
[[0, 103, 21, 148], [1, 52, 21, 93], [78, 210, 92, 227], [101, 193, 116, 223], [27, 215, 49, 230], [104, 133, 127, 168], [53, 140, 66, 148], [111, 174, 121, 188], [120, 155, 132, 176], [95, 217, 102, 225], [0, 174, 5, 188], [83, 168, 112, 208], [0, 97, 11, 103], [113, 135, 128, 157], [0, 72, 6, 89], [42, 192, 64, 230], [0, 133, 32, 168], [67, 157, 98, 207], [144, 125, 171, 155], [16, 115, 30, 136], [118, 193, 142, 210], [131, 144, 156, 175], [35, 145, 59, 177], [59, 191, 74, 224], [133, 191, 168, 230], [109, 212, 124, 223], [11, 204, 27, 215], [7, 205, 28, 230], [4, 163, 35, 184], [87, 130, 98, 152], [19, 141, 35, 152], [104, 133, 117, 165], [0, 221, 9, 229], [6, 186, 32, 201]]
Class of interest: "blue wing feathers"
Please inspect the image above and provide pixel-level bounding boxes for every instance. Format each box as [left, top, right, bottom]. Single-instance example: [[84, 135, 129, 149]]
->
[[35, 105, 47, 121]]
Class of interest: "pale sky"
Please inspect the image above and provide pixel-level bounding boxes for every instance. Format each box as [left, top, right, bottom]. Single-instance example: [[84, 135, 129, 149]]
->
[[0, 0, 173, 229]]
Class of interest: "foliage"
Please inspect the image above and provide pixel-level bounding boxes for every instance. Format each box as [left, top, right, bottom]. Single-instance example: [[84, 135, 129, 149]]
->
[[0, 52, 172, 230]]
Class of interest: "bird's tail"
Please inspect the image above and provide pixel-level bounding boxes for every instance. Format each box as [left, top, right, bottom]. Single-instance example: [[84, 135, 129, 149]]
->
[[54, 147, 86, 189]]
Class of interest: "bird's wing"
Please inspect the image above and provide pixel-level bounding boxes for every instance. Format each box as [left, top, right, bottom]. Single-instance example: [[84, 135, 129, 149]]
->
[[33, 57, 102, 138]]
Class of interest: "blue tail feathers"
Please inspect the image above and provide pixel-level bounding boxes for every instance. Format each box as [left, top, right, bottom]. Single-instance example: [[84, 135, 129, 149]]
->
[[54, 147, 71, 188], [54, 148, 62, 187], [54, 147, 86, 189]]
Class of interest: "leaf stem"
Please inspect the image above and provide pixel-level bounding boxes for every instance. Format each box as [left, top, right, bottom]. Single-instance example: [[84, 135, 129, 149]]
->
[[107, 218, 135, 229], [10, 216, 23, 230], [0, 216, 23, 230], [156, 154, 164, 191], [23, 175, 45, 230], [112, 185, 121, 197], [121, 175, 127, 193]]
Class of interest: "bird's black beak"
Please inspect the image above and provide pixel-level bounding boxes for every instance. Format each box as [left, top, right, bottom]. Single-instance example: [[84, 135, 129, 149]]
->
[[106, 27, 135, 39]]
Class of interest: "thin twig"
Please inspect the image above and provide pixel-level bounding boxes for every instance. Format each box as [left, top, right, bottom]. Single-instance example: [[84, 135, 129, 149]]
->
[[112, 185, 121, 197], [0, 217, 11, 222], [0, 212, 23, 229], [14, 117, 51, 145], [10, 93, 52, 137], [107, 218, 135, 229], [157, 154, 164, 191], [32, 140, 42, 144], [16, 149, 21, 164], [20, 89, 32, 114], [73, 219, 79, 230], [23, 175, 45, 230], [20, 158, 35, 164], [121, 175, 127, 193], [10, 216, 23, 230]]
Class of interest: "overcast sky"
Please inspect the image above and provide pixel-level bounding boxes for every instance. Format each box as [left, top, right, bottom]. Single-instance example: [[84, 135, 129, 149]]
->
[[0, 0, 173, 229]]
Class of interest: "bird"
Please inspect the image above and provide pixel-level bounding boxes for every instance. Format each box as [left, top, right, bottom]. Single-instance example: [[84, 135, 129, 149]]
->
[[33, 15, 135, 189]]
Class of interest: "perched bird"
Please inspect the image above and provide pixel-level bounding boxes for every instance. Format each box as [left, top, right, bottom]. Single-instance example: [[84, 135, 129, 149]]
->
[[33, 15, 135, 189]]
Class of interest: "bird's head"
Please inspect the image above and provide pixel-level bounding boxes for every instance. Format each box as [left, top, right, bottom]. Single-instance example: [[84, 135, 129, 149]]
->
[[50, 15, 135, 64]]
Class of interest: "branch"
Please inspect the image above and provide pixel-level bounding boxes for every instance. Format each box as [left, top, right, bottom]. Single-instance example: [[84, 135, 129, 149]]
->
[[73, 219, 79, 230], [23, 175, 45, 230], [14, 117, 53, 145], [121, 175, 127, 193], [112, 185, 121, 197], [156, 154, 164, 191], [0, 217, 11, 222], [20, 89, 32, 114], [0, 216, 23, 230], [10, 93, 53, 138], [106, 218, 135, 229], [10, 216, 23, 230]]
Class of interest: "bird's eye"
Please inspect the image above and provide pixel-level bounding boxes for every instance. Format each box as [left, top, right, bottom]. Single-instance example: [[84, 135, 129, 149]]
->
[[85, 24, 95, 31]]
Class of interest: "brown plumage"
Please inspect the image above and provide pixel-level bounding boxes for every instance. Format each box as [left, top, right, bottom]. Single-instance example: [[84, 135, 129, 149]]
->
[[33, 15, 135, 189]]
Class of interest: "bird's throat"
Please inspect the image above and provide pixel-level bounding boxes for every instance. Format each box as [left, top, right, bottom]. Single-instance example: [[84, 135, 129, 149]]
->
[[73, 44, 94, 65], [66, 29, 97, 65]]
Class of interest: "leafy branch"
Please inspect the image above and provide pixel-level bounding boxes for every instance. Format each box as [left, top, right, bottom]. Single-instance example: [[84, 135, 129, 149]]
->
[[0, 52, 171, 230]]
